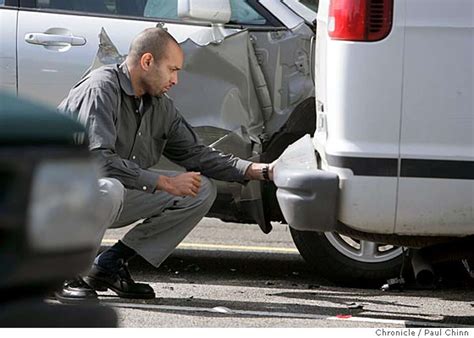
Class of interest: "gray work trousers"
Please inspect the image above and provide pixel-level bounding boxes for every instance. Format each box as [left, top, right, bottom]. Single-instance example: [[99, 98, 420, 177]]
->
[[96, 172, 217, 267]]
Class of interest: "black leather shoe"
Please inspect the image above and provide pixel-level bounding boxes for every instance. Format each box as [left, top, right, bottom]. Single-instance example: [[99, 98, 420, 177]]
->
[[84, 260, 155, 299], [55, 277, 98, 303]]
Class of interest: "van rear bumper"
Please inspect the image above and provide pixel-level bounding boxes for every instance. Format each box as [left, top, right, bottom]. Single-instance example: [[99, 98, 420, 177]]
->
[[274, 167, 339, 232], [273, 135, 339, 232]]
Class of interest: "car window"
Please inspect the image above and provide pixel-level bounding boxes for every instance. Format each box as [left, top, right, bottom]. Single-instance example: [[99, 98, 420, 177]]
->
[[35, 0, 268, 25], [299, 0, 318, 12], [36, 0, 147, 16], [0, 0, 5, 6], [229, 0, 267, 25], [145, 0, 266, 25]]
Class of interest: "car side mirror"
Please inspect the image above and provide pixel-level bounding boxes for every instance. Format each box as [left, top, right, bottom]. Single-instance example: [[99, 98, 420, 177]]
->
[[177, 0, 231, 24]]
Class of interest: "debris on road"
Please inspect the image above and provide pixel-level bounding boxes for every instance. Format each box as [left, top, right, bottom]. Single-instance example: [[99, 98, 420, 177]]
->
[[336, 314, 352, 319], [212, 306, 233, 314], [347, 302, 364, 310]]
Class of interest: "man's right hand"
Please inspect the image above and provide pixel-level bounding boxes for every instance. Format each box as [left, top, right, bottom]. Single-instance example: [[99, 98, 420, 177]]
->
[[156, 172, 202, 197]]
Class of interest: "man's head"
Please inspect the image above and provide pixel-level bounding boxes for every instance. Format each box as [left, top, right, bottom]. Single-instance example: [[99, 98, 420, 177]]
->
[[127, 27, 184, 97]]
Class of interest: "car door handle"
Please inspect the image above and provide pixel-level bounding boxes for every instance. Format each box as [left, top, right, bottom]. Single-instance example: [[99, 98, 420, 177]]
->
[[24, 33, 86, 46]]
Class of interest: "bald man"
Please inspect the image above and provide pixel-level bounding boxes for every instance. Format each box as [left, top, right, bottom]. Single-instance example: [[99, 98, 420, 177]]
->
[[57, 27, 274, 301]]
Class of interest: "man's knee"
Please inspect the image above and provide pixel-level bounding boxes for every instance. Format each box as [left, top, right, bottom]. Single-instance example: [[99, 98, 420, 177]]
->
[[98, 178, 125, 226], [199, 176, 217, 208]]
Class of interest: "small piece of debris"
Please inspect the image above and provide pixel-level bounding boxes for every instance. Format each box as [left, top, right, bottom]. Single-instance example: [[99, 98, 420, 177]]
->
[[164, 286, 174, 291], [292, 272, 300, 276], [347, 302, 363, 310], [291, 283, 298, 287], [212, 306, 233, 314], [230, 268, 237, 272], [265, 281, 275, 286], [186, 296, 194, 301], [336, 314, 352, 319], [174, 271, 180, 275], [381, 277, 405, 292]]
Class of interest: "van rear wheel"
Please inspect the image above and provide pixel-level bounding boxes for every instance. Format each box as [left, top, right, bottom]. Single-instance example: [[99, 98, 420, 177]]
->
[[290, 228, 404, 287]]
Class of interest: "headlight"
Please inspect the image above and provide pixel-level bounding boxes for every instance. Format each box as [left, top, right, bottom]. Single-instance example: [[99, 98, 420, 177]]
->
[[27, 159, 101, 252]]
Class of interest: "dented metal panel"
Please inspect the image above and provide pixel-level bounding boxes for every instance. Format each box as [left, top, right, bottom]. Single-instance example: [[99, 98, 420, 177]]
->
[[93, 28, 270, 142], [250, 24, 315, 135], [91, 24, 314, 141], [169, 30, 266, 137]]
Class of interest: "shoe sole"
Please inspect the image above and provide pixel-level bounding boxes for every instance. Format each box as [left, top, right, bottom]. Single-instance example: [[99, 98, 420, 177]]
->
[[54, 293, 99, 304], [84, 276, 155, 299]]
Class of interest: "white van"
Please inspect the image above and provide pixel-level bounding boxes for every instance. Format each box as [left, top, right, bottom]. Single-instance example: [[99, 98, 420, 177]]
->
[[275, 0, 474, 285]]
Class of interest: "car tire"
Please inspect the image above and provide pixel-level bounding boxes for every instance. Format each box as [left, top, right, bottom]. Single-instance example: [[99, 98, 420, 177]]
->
[[290, 228, 405, 287]]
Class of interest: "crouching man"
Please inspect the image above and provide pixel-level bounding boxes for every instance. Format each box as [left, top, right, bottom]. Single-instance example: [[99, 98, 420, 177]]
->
[[56, 27, 274, 301]]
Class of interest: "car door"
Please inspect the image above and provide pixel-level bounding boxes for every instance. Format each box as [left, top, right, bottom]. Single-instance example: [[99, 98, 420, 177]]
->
[[0, 0, 17, 95], [17, 0, 218, 107]]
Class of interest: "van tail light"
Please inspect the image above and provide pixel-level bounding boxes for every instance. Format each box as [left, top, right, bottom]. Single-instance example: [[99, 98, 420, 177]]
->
[[328, 0, 393, 41]]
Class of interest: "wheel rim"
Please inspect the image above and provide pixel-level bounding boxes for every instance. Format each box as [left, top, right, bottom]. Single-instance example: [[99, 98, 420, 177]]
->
[[324, 232, 403, 263]]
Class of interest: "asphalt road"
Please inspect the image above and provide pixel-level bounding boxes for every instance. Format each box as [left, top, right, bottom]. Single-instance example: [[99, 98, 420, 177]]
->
[[99, 218, 474, 328]]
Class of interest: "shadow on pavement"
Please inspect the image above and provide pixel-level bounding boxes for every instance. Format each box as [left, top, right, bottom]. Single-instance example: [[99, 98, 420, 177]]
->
[[102, 295, 474, 327]]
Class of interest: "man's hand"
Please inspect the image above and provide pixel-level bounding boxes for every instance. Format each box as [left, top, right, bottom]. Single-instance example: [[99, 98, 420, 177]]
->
[[157, 172, 202, 197], [244, 160, 277, 181]]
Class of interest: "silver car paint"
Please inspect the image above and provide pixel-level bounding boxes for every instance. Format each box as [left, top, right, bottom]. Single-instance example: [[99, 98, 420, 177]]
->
[[0, 8, 16, 94]]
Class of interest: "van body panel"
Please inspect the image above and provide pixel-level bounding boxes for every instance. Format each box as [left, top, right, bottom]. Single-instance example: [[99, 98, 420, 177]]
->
[[396, 0, 474, 235], [314, 0, 406, 233], [311, 0, 473, 236]]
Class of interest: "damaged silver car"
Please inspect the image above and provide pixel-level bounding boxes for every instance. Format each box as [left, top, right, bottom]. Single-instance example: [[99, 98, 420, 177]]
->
[[1, 0, 402, 285]]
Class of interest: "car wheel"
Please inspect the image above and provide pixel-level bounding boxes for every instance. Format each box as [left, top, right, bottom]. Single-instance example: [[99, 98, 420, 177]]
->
[[290, 228, 405, 287]]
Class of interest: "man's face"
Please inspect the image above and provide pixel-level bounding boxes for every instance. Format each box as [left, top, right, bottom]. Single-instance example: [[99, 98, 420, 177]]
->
[[144, 43, 184, 96]]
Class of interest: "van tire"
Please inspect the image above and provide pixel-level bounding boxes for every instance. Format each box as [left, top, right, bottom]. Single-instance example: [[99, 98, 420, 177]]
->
[[290, 228, 404, 287]]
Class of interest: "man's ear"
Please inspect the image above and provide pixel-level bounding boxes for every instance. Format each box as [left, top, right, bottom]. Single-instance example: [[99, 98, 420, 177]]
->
[[140, 53, 154, 71]]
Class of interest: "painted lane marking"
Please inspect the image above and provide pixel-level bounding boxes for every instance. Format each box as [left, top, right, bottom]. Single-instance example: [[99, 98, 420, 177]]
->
[[101, 239, 299, 254], [103, 301, 472, 328]]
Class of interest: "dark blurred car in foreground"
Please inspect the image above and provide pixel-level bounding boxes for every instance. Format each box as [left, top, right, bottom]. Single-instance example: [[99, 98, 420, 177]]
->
[[0, 93, 117, 327]]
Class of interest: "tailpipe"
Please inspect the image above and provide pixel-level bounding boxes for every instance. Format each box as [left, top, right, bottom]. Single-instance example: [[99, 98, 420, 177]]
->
[[411, 250, 435, 287]]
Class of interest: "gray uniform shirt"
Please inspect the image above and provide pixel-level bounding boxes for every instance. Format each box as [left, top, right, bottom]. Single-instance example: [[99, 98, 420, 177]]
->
[[58, 63, 252, 193]]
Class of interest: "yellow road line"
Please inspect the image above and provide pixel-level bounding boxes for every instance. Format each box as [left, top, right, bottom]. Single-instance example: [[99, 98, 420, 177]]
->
[[101, 239, 299, 254]]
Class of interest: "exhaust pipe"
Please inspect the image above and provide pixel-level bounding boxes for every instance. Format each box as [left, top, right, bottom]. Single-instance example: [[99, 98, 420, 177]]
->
[[411, 250, 435, 287], [410, 236, 474, 287]]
